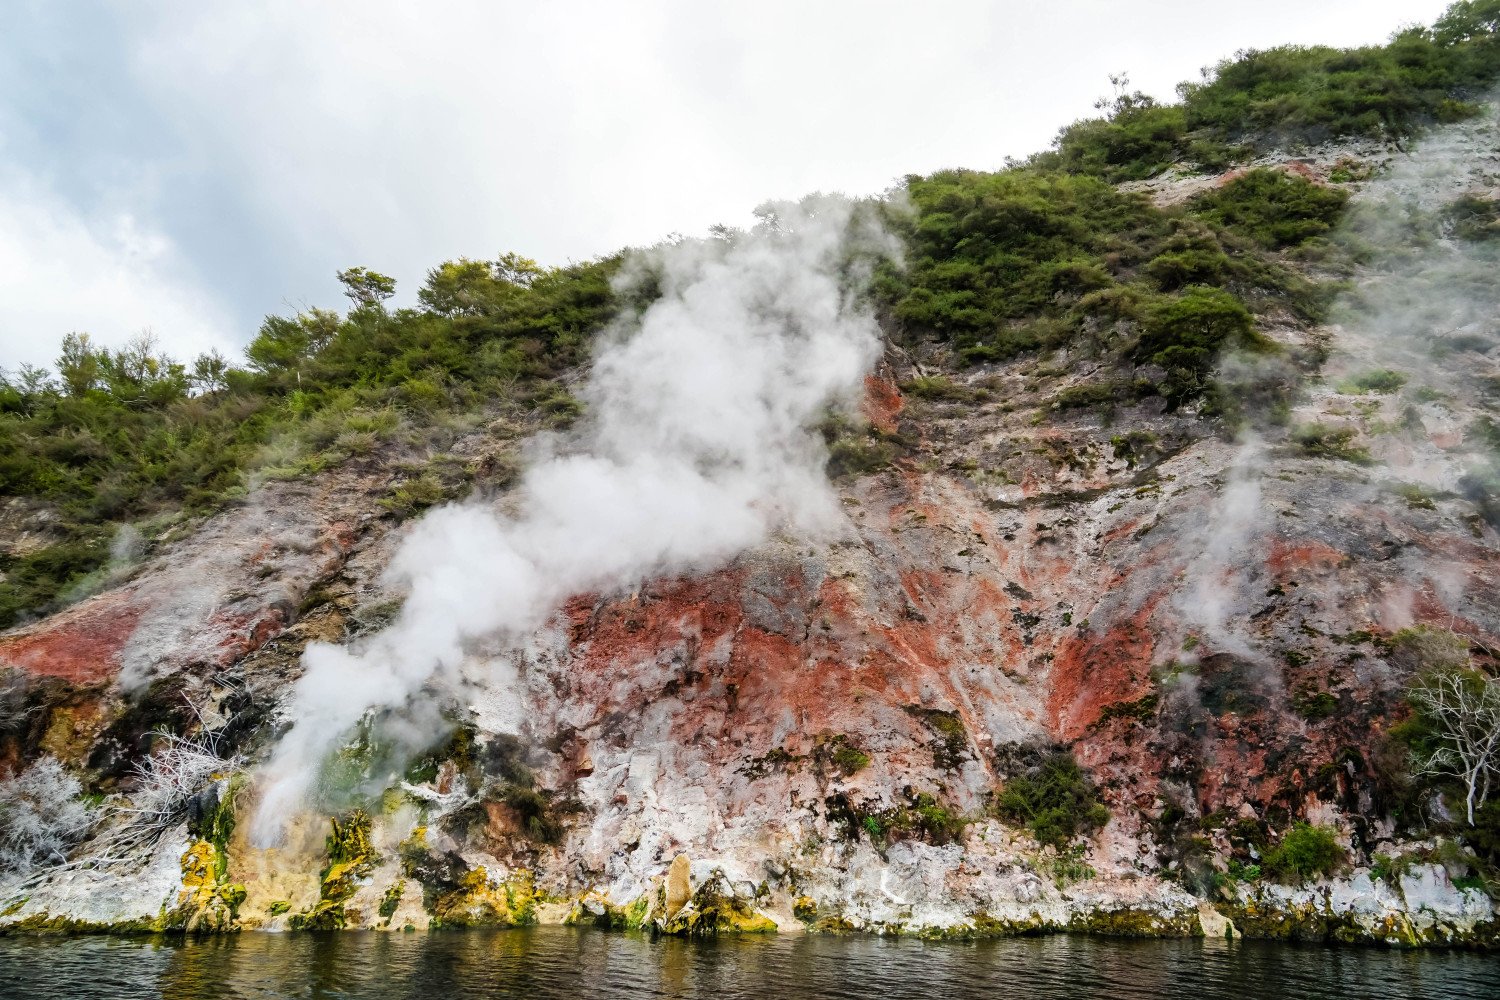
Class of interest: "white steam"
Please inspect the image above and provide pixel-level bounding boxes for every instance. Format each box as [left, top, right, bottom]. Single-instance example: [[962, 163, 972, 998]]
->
[[250, 195, 894, 845], [1178, 101, 1500, 651], [1178, 433, 1267, 653]]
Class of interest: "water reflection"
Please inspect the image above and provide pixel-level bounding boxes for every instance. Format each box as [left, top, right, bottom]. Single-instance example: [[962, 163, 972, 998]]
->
[[0, 927, 1495, 1000]]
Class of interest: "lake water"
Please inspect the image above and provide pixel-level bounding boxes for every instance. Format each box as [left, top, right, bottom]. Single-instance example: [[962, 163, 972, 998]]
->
[[0, 927, 1495, 999]]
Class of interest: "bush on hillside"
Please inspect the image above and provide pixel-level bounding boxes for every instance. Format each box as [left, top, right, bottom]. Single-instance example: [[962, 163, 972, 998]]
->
[[1263, 822, 1345, 883], [995, 752, 1110, 848], [1188, 170, 1350, 250], [1044, 5, 1500, 182]]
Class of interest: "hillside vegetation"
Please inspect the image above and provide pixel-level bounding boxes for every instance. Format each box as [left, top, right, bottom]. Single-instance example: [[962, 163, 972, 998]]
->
[[1, 1, 1496, 628]]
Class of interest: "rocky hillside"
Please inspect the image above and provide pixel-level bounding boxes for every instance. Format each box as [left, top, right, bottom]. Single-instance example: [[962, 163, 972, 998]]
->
[[3, 7, 1500, 946]]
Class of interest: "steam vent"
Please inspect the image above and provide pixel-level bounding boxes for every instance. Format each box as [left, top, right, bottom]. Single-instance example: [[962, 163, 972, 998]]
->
[[3, 4, 1500, 959]]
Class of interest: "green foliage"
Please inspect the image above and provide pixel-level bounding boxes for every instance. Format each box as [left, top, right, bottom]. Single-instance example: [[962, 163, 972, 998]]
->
[[860, 790, 966, 847], [1133, 286, 1267, 406], [1292, 686, 1339, 720], [1092, 693, 1160, 728], [821, 414, 899, 479], [900, 374, 979, 402], [1051, 85, 1190, 182], [1433, 1, 1500, 45], [1469, 800, 1500, 865], [1263, 822, 1345, 883], [892, 169, 1161, 356], [995, 752, 1110, 849], [1392, 484, 1437, 516], [0, 534, 111, 627], [889, 165, 1306, 412], [821, 735, 871, 776], [1053, 379, 1156, 412], [1338, 368, 1408, 394], [1226, 858, 1263, 882], [381, 472, 450, 520], [1291, 423, 1373, 463], [1109, 431, 1160, 469], [400, 721, 479, 789], [0, 253, 619, 628], [1048, 843, 1097, 887], [336, 267, 397, 307], [906, 706, 971, 770], [1444, 193, 1500, 241], [500, 783, 563, 844], [1188, 170, 1349, 249], [1040, 6, 1500, 181], [1369, 852, 1414, 885]]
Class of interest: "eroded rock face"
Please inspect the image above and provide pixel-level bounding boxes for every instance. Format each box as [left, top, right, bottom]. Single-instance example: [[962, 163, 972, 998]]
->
[[3, 119, 1500, 943]]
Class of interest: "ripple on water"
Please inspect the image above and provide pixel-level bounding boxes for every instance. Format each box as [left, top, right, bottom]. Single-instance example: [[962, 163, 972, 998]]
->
[[0, 928, 1496, 1000]]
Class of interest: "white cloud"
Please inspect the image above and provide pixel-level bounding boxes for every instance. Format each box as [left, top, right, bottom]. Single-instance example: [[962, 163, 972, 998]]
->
[[0, 0, 1459, 368], [0, 164, 237, 370]]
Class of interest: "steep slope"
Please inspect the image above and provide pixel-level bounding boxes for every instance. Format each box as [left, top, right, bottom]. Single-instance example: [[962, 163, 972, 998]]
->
[[3, 112, 1500, 947]]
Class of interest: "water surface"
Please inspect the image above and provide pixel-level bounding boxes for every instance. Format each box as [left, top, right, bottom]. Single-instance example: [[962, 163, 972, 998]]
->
[[0, 927, 1494, 1000]]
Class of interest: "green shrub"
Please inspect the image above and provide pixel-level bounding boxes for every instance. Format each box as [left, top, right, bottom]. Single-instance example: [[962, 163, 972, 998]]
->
[[822, 415, 900, 479], [1290, 423, 1372, 463], [1048, 843, 1097, 887], [1052, 379, 1153, 412], [1142, 248, 1233, 291], [0, 253, 620, 627], [1338, 368, 1408, 394], [1292, 687, 1339, 720], [1036, 7, 1500, 183], [826, 737, 871, 776], [900, 375, 976, 402], [862, 791, 966, 847], [0, 535, 112, 626], [891, 169, 1166, 357], [381, 472, 450, 519], [1263, 822, 1345, 883], [995, 752, 1110, 848], [1051, 93, 1189, 182], [1468, 800, 1500, 865], [500, 783, 563, 843], [906, 706, 971, 770], [1444, 193, 1500, 241], [1189, 170, 1350, 249], [1133, 286, 1268, 406], [1394, 483, 1438, 510], [1226, 858, 1263, 882]]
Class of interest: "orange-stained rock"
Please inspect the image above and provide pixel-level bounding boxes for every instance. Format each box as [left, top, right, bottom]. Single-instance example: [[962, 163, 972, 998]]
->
[[862, 369, 904, 435], [0, 591, 145, 684]]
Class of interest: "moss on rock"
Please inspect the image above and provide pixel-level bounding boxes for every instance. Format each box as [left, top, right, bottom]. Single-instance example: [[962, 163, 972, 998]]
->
[[1067, 907, 1199, 938], [289, 810, 376, 931], [659, 871, 776, 936], [429, 866, 538, 928]]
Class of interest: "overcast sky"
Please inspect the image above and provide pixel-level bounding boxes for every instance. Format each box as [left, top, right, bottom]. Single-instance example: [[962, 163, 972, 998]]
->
[[0, 0, 1453, 371]]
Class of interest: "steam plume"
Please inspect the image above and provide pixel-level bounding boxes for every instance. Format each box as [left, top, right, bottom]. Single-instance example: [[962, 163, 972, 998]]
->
[[250, 195, 894, 845], [1178, 101, 1500, 652]]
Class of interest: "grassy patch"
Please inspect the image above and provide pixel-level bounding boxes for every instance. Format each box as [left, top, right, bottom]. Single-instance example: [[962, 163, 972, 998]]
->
[[1291, 423, 1372, 464], [1338, 368, 1408, 395]]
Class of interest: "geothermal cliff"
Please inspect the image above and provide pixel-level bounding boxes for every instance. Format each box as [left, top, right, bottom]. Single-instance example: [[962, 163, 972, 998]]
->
[[2, 115, 1499, 945]]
